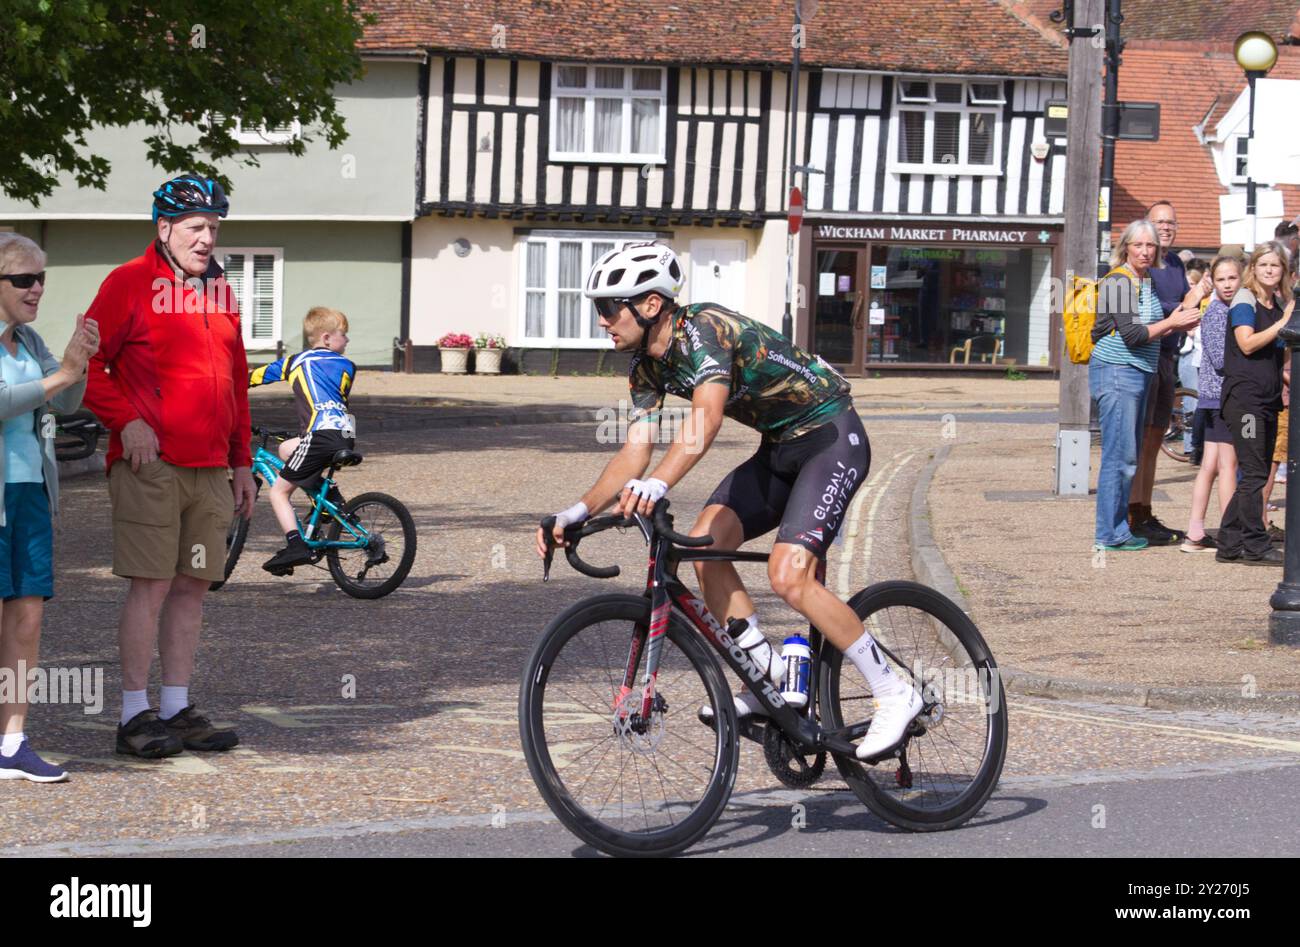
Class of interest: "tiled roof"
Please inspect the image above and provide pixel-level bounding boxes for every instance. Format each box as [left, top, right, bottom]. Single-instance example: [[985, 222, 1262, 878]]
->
[[1111, 45, 1300, 248], [358, 0, 1067, 75], [1022, 0, 1300, 44]]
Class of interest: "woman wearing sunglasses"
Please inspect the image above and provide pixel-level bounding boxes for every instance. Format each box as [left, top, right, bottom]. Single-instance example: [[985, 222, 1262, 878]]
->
[[0, 233, 99, 782]]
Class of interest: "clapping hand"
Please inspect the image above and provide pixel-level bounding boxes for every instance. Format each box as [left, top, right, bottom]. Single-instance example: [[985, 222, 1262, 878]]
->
[[60, 313, 100, 375]]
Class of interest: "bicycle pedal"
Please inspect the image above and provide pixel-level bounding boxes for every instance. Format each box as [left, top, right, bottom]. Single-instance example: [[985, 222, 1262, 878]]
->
[[695, 707, 767, 745]]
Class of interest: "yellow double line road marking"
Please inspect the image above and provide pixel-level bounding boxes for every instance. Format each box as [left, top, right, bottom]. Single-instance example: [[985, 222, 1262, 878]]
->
[[1013, 701, 1300, 754]]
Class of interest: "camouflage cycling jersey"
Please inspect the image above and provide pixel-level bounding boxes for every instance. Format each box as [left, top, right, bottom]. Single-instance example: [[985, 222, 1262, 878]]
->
[[627, 303, 852, 442]]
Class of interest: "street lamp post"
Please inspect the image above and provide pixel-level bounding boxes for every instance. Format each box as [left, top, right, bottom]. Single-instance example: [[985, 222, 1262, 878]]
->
[[782, 0, 805, 341], [1233, 31, 1279, 253]]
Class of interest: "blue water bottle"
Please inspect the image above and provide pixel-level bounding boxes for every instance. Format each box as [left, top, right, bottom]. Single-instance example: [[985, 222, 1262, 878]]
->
[[781, 635, 811, 708]]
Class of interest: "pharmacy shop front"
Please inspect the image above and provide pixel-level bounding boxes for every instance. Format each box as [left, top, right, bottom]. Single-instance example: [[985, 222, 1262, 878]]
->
[[805, 222, 1061, 374]]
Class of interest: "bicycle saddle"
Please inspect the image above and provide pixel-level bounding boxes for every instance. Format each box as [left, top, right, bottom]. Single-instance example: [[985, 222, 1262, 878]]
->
[[331, 450, 364, 468]]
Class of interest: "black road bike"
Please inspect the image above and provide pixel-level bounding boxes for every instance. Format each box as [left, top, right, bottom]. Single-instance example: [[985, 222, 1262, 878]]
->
[[520, 500, 1008, 857]]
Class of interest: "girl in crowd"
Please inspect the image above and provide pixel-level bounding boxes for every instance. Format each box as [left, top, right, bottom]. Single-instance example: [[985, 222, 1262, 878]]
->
[[1090, 220, 1202, 551], [1216, 242, 1293, 565], [1182, 255, 1241, 552]]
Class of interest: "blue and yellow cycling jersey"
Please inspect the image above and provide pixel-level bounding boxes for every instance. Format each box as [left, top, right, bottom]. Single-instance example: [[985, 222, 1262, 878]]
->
[[249, 348, 356, 435]]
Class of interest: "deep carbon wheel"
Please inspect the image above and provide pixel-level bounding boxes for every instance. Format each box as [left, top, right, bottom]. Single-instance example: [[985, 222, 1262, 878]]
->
[[819, 580, 1007, 831], [519, 594, 740, 857], [210, 476, 260, 591], [324, 491, 416, 599]]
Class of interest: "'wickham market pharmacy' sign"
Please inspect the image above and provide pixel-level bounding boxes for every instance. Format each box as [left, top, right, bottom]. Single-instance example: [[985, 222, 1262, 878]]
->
[[817, 225, 1056, 244]]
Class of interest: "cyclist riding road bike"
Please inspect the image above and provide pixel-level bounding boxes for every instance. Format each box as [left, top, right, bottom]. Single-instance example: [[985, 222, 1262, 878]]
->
[[534, 242, 922, 761]]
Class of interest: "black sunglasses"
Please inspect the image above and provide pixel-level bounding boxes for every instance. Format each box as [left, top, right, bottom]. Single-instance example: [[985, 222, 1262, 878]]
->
[[0, 272, 46, 289], [594, 297, 633, 320]]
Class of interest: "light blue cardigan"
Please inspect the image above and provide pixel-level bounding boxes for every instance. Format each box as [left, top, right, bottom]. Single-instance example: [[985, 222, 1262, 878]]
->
[[0, 323, 87, 526]]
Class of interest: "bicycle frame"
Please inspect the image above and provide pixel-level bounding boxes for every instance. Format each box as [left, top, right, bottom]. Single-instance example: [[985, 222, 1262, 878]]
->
[[249, 443, 370, 552], [620, 525, 865, 759]]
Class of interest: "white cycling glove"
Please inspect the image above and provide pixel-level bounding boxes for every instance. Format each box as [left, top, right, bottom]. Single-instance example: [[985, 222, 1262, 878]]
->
[[552, 501, 589, 529], [624, 477, 669, 505]]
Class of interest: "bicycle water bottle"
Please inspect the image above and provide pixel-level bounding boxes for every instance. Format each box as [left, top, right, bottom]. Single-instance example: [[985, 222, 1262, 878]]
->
[[781, 635, 811, 708]]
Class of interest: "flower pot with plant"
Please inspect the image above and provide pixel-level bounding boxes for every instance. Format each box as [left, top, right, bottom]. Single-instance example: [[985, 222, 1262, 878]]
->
[[438, 333, 473, 374], [474, 333, 506, 374]]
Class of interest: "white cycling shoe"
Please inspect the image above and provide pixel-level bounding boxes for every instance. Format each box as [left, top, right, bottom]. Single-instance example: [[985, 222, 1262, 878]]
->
[[699, 690, 768, 721], [855, 685, 923, 760]]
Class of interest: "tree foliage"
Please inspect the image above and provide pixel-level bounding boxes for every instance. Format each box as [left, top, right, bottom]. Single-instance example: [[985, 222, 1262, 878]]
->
[[0, 0, 374, 203]]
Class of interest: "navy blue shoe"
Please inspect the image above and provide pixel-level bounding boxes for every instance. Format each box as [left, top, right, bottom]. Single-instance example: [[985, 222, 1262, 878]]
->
[[0, 741, 68, 783]]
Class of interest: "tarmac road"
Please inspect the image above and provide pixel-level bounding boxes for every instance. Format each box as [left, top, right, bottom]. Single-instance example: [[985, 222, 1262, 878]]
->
[[6, 411, 1298, 857]]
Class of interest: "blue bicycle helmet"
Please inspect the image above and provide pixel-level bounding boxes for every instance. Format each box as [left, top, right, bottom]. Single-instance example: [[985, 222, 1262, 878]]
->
[[151, 174, 229, 222]]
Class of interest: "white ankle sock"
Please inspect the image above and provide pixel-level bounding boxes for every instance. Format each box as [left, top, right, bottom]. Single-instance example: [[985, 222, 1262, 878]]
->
[[847, 630, 904, 697], [734, 616, 784, 685], [121, 689, 151, 726], [1, 732, 25, 757], [160, 685, 189, 721]]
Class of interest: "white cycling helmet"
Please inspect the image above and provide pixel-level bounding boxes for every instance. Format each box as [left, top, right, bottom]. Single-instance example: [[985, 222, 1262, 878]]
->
[[584, 242, 685, 302]]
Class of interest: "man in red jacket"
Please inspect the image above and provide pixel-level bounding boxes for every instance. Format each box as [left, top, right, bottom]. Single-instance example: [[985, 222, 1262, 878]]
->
[[84, 174, 256, 759]]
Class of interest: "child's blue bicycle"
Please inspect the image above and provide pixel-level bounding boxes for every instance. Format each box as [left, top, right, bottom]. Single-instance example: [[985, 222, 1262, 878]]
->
[[211, 426, 417, 599]]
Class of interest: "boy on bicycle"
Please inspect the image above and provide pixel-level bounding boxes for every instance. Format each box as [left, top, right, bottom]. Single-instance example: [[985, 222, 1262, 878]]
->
[[249, 306, 356, 574], [535, 243, 921, 761]]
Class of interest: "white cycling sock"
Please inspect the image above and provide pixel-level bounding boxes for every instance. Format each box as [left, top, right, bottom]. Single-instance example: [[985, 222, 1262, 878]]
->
[[734, 616, 783, 685], [160, 685, 189, 721], [121, 689, 151, 726], [847, 630, 904, 698], [1, 732, 25, 757]]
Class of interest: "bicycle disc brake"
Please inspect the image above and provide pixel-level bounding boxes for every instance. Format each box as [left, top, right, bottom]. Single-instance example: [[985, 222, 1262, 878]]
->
[[612, 690, 666, 755], [762, 724, 826, 789]]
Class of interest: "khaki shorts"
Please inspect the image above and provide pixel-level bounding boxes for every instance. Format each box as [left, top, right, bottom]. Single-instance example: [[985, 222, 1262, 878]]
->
[[109, 461, 232, 582], [1275, 408, 1290, 465]]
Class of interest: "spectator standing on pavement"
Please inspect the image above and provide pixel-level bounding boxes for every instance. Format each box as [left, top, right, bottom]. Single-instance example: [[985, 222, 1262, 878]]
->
[[1182, 255, 1241, 552], [1090, 220, 1202, 551], [0, 235, 100, 782], [83, 175, 256, 758], [1179, 258, 1209, 463], [1261, 359, 1289, 540], [1129, 201, 1212, 545], [1215, 242, 1293, 566], [1275, 219, 1298, 277]]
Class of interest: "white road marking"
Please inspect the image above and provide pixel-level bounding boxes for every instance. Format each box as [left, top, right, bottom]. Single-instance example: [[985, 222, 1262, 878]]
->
[[1013, 701, 1300, 754], [836, 448, 921, 597]]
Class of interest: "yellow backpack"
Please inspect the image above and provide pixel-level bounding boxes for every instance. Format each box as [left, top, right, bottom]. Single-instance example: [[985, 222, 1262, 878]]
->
[[1063, 267, 1136, 364]]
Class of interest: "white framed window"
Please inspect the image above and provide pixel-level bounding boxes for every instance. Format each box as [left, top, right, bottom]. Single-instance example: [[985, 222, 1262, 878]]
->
[[1232, 135, 1250, 183], [519, 232, 654, 346], [209, 112, 302, 146], [221, 248, 283, 350], [888, 77, 1004, 175], [549, 64, 666, 163]]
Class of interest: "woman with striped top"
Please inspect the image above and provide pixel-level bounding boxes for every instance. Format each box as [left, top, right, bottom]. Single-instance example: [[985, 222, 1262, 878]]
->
[[1089, 220, 1203, 551]]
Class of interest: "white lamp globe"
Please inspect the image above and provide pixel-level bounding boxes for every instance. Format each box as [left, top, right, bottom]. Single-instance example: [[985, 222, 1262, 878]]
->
[[1235, 31, 1279, 73]]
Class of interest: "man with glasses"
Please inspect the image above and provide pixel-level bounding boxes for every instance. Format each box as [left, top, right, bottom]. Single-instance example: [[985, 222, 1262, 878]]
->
[[82, 174, 255, 759], [1129, 200, 1205, 544], [535, 243, 926, 763]]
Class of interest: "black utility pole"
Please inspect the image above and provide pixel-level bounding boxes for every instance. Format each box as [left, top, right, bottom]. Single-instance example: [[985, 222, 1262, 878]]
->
[[1097, 0, 1124, 273]]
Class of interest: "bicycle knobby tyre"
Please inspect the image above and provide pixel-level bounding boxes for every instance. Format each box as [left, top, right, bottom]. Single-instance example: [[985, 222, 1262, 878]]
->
[[325, 492, 417, 599], [210, 475, 261, 592], [519, 594, 740, 857]]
